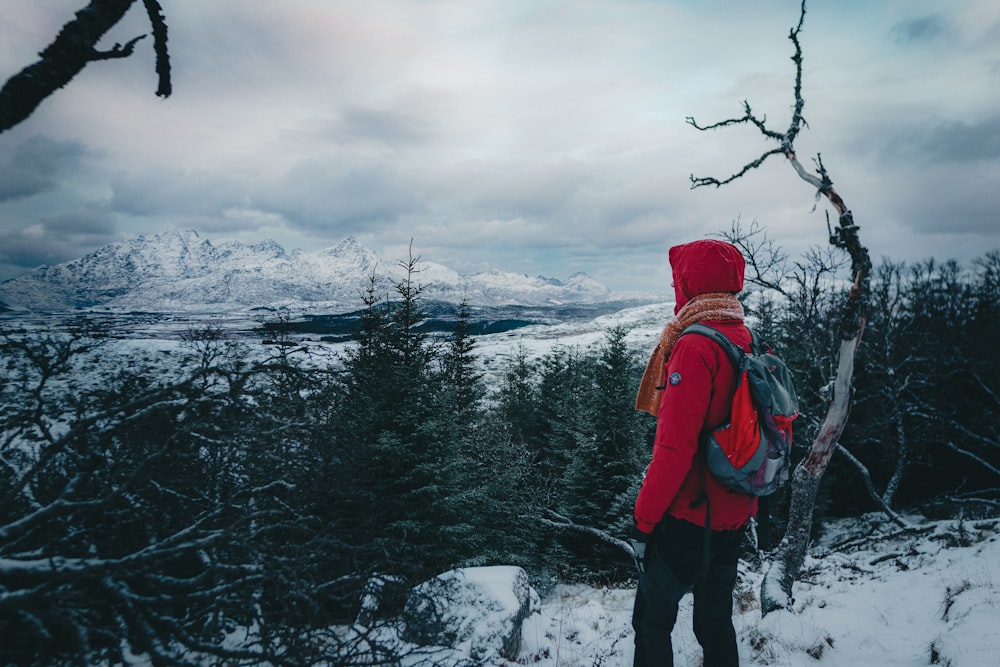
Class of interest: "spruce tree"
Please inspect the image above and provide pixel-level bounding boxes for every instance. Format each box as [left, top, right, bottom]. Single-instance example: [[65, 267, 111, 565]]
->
[[560, 327, 649, 577], [328, 253, 477, 580], [496, 344, 537, 447], [531, 346, 586, 506], [441, 299, 482, 422], [570, 327, 645, 524]]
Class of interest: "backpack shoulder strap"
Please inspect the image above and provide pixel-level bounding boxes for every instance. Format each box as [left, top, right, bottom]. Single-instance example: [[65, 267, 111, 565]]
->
[[678, 322, 747, 370]]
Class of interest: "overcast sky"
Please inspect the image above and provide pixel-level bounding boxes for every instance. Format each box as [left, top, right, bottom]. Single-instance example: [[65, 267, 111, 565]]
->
[[1, 0, 998, 292]]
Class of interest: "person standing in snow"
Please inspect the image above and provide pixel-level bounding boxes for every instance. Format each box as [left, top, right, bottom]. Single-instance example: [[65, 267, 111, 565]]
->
[[630, 239, 754, 667]]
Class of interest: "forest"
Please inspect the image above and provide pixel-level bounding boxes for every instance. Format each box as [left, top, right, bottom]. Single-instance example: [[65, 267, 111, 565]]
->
[[1, 246, 998, 665]]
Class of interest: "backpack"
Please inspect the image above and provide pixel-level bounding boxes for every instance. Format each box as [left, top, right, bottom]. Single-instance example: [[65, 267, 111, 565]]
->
[[679, 323, 799, 496]]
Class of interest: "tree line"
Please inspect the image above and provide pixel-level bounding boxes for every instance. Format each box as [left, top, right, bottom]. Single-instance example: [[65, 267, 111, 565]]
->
[[1, 249, 997, 665]]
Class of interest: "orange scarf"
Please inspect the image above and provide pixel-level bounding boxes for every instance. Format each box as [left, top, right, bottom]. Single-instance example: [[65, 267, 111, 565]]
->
[[634, 293, 745, 416]]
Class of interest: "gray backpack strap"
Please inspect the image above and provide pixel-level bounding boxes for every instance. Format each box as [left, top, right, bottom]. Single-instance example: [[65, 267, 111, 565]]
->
[[679, 322, 746, 370]]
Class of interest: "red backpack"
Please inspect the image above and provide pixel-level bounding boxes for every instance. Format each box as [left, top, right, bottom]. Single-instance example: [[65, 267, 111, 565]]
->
[[680, 323, 799, 496]]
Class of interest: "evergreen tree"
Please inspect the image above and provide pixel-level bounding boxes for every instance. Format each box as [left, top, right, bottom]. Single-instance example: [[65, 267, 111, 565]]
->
[[497, 343, 537, 447], [440, 299, 483, 422], [471, 345, 553, 569], [563, 327, 646, 527], [531, 346, 587, 506], [558, 327, 650, 577], [326, 253, 478, 581]]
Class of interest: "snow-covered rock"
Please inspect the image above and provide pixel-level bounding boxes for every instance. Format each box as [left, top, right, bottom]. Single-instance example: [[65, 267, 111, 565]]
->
[[401, 565, 541, 662]]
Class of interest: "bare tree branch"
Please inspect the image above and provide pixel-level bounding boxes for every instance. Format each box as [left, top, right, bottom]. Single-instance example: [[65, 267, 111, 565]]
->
[[939, 440, 1000, 478], [0, 0, 172, 134], [835, 444, 910, 528], [142, 0, 172, 97], [688, 1, 807, 188], [89, 33, 147, 61], [722, 219, 792, 296]]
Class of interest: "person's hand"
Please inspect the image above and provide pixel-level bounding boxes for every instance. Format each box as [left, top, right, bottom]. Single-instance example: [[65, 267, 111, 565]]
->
[[629, 525, 650, 574]]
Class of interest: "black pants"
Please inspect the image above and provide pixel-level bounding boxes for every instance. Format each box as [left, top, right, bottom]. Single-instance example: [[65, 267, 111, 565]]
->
[[632, 515, 743, 667]]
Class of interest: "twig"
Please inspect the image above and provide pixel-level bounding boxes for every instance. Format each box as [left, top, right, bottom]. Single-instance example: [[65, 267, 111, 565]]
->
[[835, 444, 910, 528]]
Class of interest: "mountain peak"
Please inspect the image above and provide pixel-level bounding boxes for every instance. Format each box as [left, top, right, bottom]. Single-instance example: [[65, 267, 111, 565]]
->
[[0, 232, 610, 312], [312, 236, 381, 274]]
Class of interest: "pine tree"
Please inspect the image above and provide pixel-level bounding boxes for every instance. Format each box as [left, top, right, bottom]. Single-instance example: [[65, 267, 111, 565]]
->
[[531, 346, 587, 506], [441, 299, 482, 422], [327, 252, 478, 580], [559, 327, 650, 576], [579, 327, 646, 523], [496, 344, 538, 448]]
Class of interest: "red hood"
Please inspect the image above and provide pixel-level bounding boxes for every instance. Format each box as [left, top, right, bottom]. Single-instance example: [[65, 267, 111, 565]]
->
[[669, 239, 746, 313]]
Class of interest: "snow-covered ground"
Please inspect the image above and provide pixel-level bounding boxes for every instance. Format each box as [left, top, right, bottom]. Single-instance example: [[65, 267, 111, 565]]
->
[[323, 515, 999, 666], [506, 515, 999, 666], [356, 515, 998, 666]]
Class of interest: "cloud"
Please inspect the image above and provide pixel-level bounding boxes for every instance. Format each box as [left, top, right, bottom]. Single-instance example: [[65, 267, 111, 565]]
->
[[0, 230, 67, 268], [334, 106, 435, 147], [249, 158, 423, 234], [882, 115, 1000, 163], [891, 14, 949, 44], [39, 210, 118, 239], [0, 209, 120, 275], [0, 168, 49, 203], [0, 136, 91, 202], [889, 162, 999, 237], [1, 0, 999, 289], [108, 165, 259, 222]]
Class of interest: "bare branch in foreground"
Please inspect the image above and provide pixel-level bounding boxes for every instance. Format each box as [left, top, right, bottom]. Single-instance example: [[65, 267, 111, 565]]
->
[[0, 0, 173, 134]]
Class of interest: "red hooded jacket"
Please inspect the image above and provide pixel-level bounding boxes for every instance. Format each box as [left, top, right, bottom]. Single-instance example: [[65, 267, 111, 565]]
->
[[633, 240, 757, 533]]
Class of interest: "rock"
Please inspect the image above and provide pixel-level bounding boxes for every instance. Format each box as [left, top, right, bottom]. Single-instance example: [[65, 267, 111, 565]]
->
[[401, 566, 541, 661]]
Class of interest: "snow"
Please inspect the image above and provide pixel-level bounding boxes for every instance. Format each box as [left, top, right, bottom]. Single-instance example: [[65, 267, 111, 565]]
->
[[515, 585, 636, 665], [472, 301, 673, 364], [341, 516, 999, 666], [403, 566, 540, 661], [496, 515, 1000, 666], [84, 516, 998, 665]]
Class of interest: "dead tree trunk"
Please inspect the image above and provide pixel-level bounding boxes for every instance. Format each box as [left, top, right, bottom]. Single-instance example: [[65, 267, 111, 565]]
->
[[686, 0, 872, 615]]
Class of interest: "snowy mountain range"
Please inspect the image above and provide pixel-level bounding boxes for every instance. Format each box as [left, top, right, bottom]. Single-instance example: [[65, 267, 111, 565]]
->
[[0, 230, 613, 313]]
